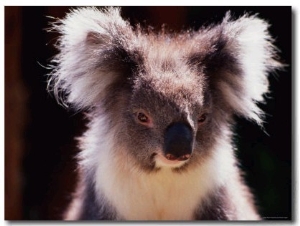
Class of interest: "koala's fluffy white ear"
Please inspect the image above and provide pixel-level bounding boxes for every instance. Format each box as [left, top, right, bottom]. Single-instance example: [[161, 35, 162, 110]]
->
[[48, 7, 135, 109], [201, 12, 282, 125]]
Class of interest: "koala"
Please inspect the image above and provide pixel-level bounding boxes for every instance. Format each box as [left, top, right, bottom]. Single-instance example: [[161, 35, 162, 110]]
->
[[48, 7, 282, 220]]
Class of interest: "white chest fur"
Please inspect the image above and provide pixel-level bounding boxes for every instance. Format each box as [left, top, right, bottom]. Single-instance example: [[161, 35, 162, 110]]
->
[[94, 146, 234, 220]]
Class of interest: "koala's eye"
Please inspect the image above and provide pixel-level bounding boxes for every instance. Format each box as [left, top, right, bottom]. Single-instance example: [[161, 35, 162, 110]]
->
[[137, 112, 149, 123], [198, 114, 207, 124], [134, 110, 153, 127]]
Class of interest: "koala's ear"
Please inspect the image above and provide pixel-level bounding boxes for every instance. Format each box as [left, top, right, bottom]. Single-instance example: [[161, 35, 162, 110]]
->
[[194, 12, 283, 125], [48, 7, 139, 109]]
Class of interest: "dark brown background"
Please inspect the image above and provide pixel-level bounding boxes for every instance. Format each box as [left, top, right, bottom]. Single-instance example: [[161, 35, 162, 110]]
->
[[5, 6, 292, 220]]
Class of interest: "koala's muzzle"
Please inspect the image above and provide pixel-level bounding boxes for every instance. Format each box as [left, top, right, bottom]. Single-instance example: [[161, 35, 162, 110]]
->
[[163, 123, 193, 161]]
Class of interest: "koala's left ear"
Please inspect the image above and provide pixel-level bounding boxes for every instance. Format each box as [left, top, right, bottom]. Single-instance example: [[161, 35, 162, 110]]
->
[[195, 12, 283, 125], [48, 7, 140, 110]]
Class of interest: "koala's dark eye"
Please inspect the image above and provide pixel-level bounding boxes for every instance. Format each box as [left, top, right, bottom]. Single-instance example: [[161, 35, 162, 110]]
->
[[198, 114, 207, 124], [137, 112, 149, 123], [134, 110, 153, 127]]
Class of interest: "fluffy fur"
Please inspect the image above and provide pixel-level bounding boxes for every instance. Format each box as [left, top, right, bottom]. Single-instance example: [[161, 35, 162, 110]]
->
[[48, 7, 282, 220]]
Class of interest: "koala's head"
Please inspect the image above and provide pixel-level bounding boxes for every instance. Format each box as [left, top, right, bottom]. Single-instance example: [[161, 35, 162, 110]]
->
[[49, 7, 282, 172]]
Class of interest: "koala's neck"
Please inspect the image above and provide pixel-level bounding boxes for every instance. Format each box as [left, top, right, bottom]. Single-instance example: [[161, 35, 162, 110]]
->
[[88, 136, 236, 220]]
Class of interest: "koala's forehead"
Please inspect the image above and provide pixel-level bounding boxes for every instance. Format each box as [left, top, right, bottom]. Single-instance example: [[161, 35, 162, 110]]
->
[[132, 70, 205, 109], [140, 35, 197, 68], [131, 35, 206, 109]]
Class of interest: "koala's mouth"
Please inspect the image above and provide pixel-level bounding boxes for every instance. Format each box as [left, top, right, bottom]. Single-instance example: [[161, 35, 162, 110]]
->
[[153, 153, 190, 168]]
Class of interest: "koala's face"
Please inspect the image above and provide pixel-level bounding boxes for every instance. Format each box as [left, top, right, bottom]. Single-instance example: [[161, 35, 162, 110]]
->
[[106, 50, 220, 171]]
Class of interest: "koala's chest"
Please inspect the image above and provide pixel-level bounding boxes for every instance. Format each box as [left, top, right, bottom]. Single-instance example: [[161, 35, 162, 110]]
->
[[95, 161, 217, 220], [107, 172, 201, 220]]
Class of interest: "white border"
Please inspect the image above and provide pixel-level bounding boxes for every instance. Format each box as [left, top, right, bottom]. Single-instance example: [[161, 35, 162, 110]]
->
[[0, 0, 298, 6], [1, 1, 297, 226], [1, 2, 4, 225]]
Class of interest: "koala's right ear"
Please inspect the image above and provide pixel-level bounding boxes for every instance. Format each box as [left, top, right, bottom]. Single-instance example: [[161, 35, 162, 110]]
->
[[48, 7, 139, 109]]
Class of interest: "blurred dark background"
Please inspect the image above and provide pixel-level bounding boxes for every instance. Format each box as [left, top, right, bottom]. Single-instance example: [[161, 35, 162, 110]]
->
[[5, 6, 291, 220]]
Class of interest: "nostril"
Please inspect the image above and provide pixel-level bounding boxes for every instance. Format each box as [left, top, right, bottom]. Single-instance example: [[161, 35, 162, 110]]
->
[[165, 153, 177, 161], [178, 154, 191, 161]]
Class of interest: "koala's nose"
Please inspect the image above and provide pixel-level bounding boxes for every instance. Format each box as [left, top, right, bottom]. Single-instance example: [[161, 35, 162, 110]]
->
[[163, 122, 193, 161]]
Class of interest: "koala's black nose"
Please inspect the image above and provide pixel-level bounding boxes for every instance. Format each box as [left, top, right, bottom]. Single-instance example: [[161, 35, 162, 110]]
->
[[163, 122, 193, 161]]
